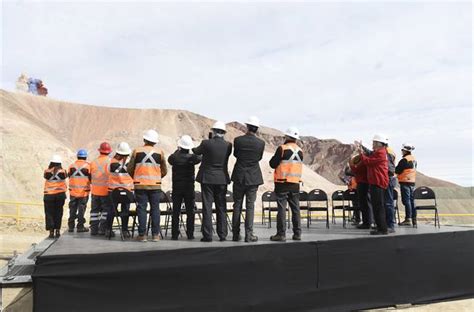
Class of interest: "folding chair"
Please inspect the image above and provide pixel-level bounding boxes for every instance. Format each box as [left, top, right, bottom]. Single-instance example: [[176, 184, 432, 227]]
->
[[331, 190, 346, 224], [261, 191, 290, 229], [299, 191, 310, 227], [110, 188, 135, 241], [342, 189, 358, 228], [414, 186, 440, 228], [194, 191, 203, 225], [225, 190, 234, 232], [393, 189, 401, 225], [307, 189, 330, 229]]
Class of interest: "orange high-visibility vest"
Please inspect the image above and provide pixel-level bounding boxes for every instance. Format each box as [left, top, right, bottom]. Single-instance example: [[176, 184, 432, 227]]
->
[[44, 168, 67, 195], [90, 155, 110, 196], [68, 160, 91, 197], [348, 177, 358, 190], [133, 146, 162, 186], [397, 154, 417, 183], [108, 158, 134, 192], [274, 142, 303, 184]]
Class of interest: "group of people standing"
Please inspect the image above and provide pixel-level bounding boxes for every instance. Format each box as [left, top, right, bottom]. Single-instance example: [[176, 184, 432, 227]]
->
[[347, 136, 417, 235], [42, 116, 305, 242]]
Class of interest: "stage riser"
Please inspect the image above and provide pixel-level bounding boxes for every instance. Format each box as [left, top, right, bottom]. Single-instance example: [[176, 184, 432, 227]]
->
[[33, 231, 474, 311]]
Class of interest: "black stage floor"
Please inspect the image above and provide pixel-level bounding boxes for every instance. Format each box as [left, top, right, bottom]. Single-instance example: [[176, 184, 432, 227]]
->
[[33, 224, 474, 312]]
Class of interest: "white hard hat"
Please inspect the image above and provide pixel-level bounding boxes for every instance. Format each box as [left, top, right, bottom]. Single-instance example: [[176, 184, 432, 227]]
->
[[143, 129, 159, 143], [245, 116, 260, 128], [212, 121, 226, 132], [178, 135, 194, 150], [372, 134, 388, 145], [284, 127, 300, 140], [50, 154, 62, 164], [116, 142, 132, 156], [402, 143, 415, 152]]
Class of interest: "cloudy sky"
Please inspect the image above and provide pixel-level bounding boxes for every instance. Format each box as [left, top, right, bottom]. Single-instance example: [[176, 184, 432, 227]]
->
[[1, 1, 472, 186]]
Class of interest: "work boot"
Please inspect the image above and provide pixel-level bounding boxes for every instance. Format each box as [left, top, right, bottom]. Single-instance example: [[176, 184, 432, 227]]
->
[[270, 234, 286, 242], [90, 227, 98, 236], [55, 230, 61, 238], [105, 230, 115, 238], [245, 235, 258, 243], [292, 234, 302, 241], [200, 237, 212, 242], [399, 219, 412, 226], [136, 235, 147, 242], [219, 237, 227, 242], [356, 224, 371, 229], [187, 234, 195, 240], [68, 227, 74, 233], [171, 236, 179, 241], [370, 230, 388, 235], [77, 226, 89, 233], [48, 230, 55, 239], [151, 234, 161, 242], [412, 218, 417, 228], [122, 230, 131, 239], [232, 233, 241, 242]]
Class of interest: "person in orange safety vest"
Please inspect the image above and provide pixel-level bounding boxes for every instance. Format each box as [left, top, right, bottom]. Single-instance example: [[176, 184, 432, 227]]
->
[[67, 149, 91, 233]]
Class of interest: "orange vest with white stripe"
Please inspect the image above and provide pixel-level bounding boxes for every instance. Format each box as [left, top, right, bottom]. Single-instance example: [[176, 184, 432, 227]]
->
[[44, 168, 67, 195], [90, 155, 111, 196], [108, 158, 134, 192], [274, 142, 303, 184], [132, 146, 162, 186], [68, 160, 91, 197], [397, 154, 417, 183]]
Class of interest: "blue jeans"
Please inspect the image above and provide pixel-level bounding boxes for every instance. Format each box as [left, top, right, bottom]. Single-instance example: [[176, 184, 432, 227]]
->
[[135, 189, 161, 236], [400, 183, 416, 219], [384, 176, 397, 229]]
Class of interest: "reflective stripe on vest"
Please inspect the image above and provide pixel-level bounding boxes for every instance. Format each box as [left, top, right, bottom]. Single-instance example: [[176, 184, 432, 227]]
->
[[91, 156, 110, 195], [274, 143, 303, 184], [133, 147, 162, 185], [69, 161, 90, 197], [44, 169, 67, 195], [108, 160, 134, 191], [397, 154, 417, 183]]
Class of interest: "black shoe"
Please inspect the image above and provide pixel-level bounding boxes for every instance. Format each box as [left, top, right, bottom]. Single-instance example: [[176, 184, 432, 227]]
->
[[388, 228, 396, 233], [245, 235, 258, 243], [48, 231, 55, 239], [187, 235, 195, 240], [68, 228, 74, 233], [105, 230, 115, 238], [77, 227, 89, 233], [370, 224, 377, 230], [54, 230, 61, 238], [97, 230, 105, 236], [370, 230, 388, 235], [171, 236, 179, 241], [90, 228, 98, 236], [219, 237, 227, 242], [232, 234, 241, 242], [356, 224, 371, 229], [270, 234, 286, 242], [200, 237, 212, 242], [292, 234, 302, 241], [122, 230, 131, 239], [412, 219, 417, 227]]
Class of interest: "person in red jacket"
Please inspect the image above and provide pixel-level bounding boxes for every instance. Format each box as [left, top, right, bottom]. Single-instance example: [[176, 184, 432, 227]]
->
[[349, 154, 374, 229], [356, 134, 389, 235]]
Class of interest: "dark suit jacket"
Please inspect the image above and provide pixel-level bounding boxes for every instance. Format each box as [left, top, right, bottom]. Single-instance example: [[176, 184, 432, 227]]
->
[[193, 137, 232, 185], [231, 133, 265, 186]]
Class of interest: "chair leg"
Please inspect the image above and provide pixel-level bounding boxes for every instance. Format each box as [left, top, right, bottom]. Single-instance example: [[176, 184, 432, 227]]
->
[[307, 210, 310, 228], [326, 209, 329, 229], [343, 209, 346, 228]]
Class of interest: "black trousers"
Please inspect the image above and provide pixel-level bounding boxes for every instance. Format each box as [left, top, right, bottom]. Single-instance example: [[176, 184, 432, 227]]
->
[[68, 196, 88, 229], [44, 194, 66, 230], [172, 187, 195, 238], [232, 183, 258, 237], [201, 184, 227, 240], [276, 191, 301, 236], [357, 183, 373, 226], [370, 185, 387, 233]]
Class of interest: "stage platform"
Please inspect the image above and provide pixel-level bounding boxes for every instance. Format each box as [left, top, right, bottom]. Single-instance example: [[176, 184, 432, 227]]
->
[[32, 224, 474, 312]]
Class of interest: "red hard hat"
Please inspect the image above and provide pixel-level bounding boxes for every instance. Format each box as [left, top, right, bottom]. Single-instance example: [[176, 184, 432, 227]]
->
[[98, 142, 112, 154]]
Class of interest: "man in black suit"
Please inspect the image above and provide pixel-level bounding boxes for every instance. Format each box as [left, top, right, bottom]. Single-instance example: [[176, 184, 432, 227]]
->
[[231, 116, 265, 242], [193, 121, 232, 242]]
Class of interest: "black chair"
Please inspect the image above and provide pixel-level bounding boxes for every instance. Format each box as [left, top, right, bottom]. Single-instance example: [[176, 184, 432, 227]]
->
[[307, 189, 329, 229], [299, 191, 310, 227], [194, 191, 203, 225], [331, 190, 346, 224], [414, 186, 440, 228], [342, 189, 358, 228], [225, 190, 234, 231], [393, 189, 401, 225], [261, 191, 290, 229], [110, 188, 135, 241]]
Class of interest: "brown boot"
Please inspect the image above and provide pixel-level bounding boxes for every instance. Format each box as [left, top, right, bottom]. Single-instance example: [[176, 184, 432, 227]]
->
[[135, 235, 147, 242], [151, 234, 161, 242]]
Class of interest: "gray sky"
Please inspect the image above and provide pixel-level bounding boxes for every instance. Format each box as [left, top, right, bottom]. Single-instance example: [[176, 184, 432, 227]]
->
[[1, 0, 472, 186]]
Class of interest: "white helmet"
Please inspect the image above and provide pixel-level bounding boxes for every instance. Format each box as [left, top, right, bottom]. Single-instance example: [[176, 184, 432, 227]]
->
[[284, 127, 300, 140], [116, 142, 132, 156], [50, 154, 62, 164], [212, 121, 226, 132], [143, 129, 159, 143], [372, 134, 388, 145], [402, 143, 415, 152], [245, 116, 260, 128], [178, 135, 194, 150]]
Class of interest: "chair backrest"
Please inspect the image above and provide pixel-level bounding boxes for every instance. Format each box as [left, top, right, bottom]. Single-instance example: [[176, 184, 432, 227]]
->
[[299, 191, 309, 201], [414, 186, 436, 200], [226, 190, 234, 202], [111, 188, 134, 204], [308, 189, 328, 202], [194, 191, 202, 203], [160, 190, 171, 203], [343, 189, 357, 201], [331, 190, 345, 201], [262, 191, 277, 202], [165, 190, 173, 201]]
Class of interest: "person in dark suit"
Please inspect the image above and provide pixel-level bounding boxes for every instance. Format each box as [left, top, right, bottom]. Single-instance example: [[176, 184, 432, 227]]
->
[[231, 116, 265, 242], [168, 135, 202, 240], [192, 121, 232, 242]]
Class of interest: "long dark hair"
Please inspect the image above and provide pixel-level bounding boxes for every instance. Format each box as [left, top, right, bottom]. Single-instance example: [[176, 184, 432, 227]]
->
[[48, 162, 62, 174]]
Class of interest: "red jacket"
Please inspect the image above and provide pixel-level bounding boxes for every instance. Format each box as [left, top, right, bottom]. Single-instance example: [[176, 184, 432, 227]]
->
[[361, 148, 388, 189], [350, 162, 368, 184]]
